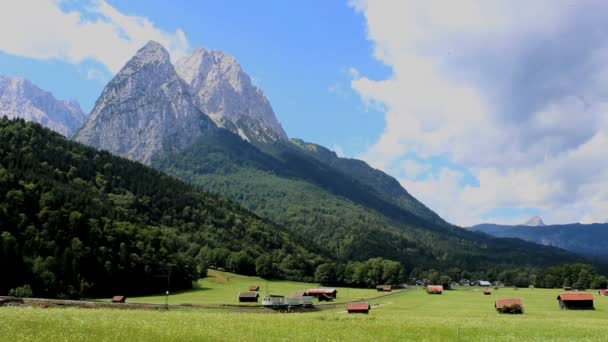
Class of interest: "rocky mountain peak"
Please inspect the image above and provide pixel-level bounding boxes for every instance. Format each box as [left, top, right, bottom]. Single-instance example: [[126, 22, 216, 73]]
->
[[74, 42, 216, 164], [175, 46, 288, 143], [523, 216, 545, 227], [0, 75, 86, 136]]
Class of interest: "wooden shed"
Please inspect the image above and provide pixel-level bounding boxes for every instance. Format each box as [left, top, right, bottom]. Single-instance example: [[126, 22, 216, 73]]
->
[[292, 291, 306, 297], [427, 285, 443, 294], [306, 288, 337, 299], [238, 291, 260, 303], [376, 285, 392, 292], [346, 302, 370, 314], [248, 285, 260, 291], [483, 289, 492, 295], [111, 295, 126, 303], [598, 289, 608, 296], [557, 292, 595, 310], [495, 298, 524, 314]]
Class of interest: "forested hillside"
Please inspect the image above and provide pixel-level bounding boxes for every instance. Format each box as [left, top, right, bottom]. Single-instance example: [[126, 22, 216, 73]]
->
[[0, 118, 323, 298], [153, 129, 588, 274]]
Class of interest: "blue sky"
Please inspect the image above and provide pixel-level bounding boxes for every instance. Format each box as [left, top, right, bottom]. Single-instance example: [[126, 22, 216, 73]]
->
[[1, 1, 607, 226]]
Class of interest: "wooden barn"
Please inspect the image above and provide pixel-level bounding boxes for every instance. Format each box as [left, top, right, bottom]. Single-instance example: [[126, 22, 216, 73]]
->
[[427, 285, 443, 294], [248, 285, 260, 291], [292, 291, 306, 297], [598, 289, 608, 296], [111, 295, 126, 303], [495, 298, 524, 314], [238, 291, 260, 303], [483, 289, 492, 295], [346, 302, 370, 314], [376, 285, 392, 292], [557, 292, 595, 310], [306, 288, 337, 299]]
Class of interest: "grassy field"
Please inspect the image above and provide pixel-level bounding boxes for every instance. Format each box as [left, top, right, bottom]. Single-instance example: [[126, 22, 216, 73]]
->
[[2, 276, 608, 341], [102, 269, 380, 306]]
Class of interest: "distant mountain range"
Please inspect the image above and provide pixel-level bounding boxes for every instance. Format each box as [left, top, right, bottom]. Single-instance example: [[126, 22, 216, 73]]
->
[[0, 76, 86, 136], [467, 217, 608, 261], [0, 41, 594, 278]]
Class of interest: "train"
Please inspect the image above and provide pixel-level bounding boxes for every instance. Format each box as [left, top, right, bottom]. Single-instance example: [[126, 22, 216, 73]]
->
[[262, 295, 314, 308]]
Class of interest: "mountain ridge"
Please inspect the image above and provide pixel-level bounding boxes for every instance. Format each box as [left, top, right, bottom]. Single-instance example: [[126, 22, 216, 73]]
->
[[0, 76, 86, 136]]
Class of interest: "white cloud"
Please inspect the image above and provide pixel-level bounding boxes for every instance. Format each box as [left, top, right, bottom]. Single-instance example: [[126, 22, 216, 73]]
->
[[0, 0, 189, 73], [351, 0, 608, 226]]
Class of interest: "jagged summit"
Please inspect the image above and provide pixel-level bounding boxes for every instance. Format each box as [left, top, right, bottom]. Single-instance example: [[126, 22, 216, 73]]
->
[[74, 41, 215, 164], [0, 76, 86, 136], [175, 46, 288, 143], [523, 216, 545, 227]]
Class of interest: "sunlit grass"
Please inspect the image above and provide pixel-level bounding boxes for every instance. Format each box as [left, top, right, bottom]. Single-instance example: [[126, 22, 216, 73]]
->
[[3, 279, 608, 341]]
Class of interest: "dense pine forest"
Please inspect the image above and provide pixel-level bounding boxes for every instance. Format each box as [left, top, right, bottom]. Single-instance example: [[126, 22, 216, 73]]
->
[[0, 118, 324, 298]]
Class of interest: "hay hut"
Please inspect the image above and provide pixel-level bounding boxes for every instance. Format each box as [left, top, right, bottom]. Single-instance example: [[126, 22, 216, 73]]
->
[[427, 285, 443, 294], [483, 289, 492, 295], [238, 291, 260, 303], [495, 298, 524, 314], [346, 302, 370, 314], [111, 295, 126, 303], [306, 288, 337, 299], [376, 285, 392, 292], [557, 292, 594, 310]]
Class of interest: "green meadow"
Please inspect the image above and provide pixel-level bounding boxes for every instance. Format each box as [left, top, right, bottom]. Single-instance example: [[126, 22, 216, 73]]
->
[[2, 272, 608, 341], [116, 269, 379, 306]]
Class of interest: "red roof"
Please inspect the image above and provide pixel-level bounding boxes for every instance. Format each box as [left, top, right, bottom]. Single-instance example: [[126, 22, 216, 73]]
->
[[599, 289, 608, 295], [483, 289, 492, 294], [306, 288, 337, 294], [248, 285, 260, 291], [346, 302, 370, 311], [376, 285, 392, 291], [292, 291, 306, 297], [557, 292, 594, 301], [427, 285, 443, 292], [495, 298, 524, 309]]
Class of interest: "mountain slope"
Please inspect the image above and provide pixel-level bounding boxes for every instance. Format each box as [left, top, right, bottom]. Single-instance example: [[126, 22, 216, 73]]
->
[[0, 118, 322, 298], [175, 47, 288, 143], [153, 129, 587, 272], [74, 41, 216, 164], [0, 76, 85, 136], [468, 222, 608, 260]]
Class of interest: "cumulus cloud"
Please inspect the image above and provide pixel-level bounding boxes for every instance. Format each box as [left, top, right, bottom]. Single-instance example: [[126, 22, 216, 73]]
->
[[0, 0, 189, 73], [350, 0, 608, 225]]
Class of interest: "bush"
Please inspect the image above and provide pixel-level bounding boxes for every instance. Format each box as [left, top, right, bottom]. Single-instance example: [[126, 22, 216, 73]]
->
[[498, 304, 523, 314], [8, 284, 33, 298]]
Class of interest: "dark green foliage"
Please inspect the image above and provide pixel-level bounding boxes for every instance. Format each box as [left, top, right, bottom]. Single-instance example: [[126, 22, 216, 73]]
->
[[497, 303, 523, 314], [153, 128, 590, 275], [315, 258, 405, 287], [537, 264, 606, 289], [0, 118, 322, 298], [8, 284, 33, 298]]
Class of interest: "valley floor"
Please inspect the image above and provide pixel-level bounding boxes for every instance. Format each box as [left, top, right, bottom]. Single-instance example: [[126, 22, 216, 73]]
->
[[2, 273, 608, 341]]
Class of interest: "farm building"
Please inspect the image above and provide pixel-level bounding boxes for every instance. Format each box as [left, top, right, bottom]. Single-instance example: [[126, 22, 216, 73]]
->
[[306, 288, 337, 299], [479, 280, 491, 287], [292, 291, 306, 297], [248, 285, 260, 291], [346, 302, 370, 314], [495, 298, 524, 314], [427, 285, 443, 294], [557, 292, 595, 310], [111, 296, 126, 303], [483, 289, 492, 295], [376, 285, 392, 292], [238, 291, 259, 303], [598, 289, 608, 296], [563, 286, 572, 291]]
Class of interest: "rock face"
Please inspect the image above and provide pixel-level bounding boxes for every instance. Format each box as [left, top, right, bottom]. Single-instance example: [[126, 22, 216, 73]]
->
[[74, 41, 216, 164], [0, 76, 86, 136], [175, 47, 288, 143], [523, 216, 545, 227]]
